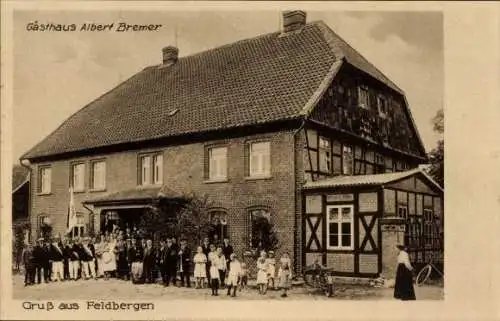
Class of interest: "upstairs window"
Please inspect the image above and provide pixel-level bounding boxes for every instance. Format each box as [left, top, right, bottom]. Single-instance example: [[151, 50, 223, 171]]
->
[[358, 86, 369, 109], [327, 205, 354, 250], [71, 163, 85, 192], [249, 142, 271, 178], [398, 205, 409, 220], [377, 95, 388, 117], [208, 147, 228, 181], [319, 136, 332, 174], [38, 166, 51, 194], [342, 145, 354, 175], [139, 152, 163, 186], [153, 154, 163, 185], [90, 160, 106, 190]]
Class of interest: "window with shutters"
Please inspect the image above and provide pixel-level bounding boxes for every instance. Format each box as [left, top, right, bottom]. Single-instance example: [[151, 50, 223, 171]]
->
[[207, 147, 228, 181], [71, 163, 86, 192], [326, 205, 354, 250], [90, 160, 106, 191], [249, 141, 271, 178]]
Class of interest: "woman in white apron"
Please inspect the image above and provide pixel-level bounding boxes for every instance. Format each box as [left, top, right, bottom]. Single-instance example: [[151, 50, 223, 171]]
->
[[101, 235, 117, 279]]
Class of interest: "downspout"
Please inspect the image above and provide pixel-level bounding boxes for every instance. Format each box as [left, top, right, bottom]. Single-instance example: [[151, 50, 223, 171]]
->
[[292, 116, 308, 275], [20, 159, 32, 243]]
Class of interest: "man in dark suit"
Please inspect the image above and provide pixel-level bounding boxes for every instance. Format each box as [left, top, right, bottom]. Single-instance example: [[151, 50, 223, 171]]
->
[[157, 239, 168, 286], [22, 242, 36, 286], [142, 239, 156, 284], [222, 238, 234, 271], [62, 238, 71, 280], [33, 238, 45, 284], [164, 238, 178, 286], [178, 239, 191, 287], [42, 239, 52, 282]]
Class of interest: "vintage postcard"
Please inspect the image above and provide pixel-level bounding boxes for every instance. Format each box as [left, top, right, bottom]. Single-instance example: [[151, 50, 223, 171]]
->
[[1, 1, 499, 320]]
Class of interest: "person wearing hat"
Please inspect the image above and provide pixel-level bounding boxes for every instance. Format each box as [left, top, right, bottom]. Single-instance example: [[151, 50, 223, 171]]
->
[[222, 238, 234, 271], [42, 239, 52, 282], [33, 238, 45, 284], [393, 244, 416, 300], [142, 239, 156, 284], [49, 236, 64, 281], [80, 237, 97, 280], [225, 253, 242, 297], [178, 239, 192, 287], [22, 242, 36, 286]]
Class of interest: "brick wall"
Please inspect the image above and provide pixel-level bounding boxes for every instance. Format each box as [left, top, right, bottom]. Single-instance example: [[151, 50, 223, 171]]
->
[[30, 130, 298, 265]]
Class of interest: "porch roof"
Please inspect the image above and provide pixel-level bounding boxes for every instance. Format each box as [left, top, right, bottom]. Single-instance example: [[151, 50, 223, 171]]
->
[[83, 186, 185, 206], [302, 168, 443, 192]]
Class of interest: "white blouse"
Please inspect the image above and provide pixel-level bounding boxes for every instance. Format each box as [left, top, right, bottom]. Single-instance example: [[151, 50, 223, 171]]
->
[[397, 250, 413, 271]]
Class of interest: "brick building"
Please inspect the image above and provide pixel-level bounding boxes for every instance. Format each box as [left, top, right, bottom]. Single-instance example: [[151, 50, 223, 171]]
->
[[21, 11, 443, 278]]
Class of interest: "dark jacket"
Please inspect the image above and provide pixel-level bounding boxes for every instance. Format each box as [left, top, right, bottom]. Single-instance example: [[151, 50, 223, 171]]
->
[[33, 245, 45, 265], [143, 246, 156, 266], [222, 244, 234, 261], [22, 247, 35, 266], [49, 243, 64, 262], [70, 244, 81, 261], [63, 244, 72, 261], [127, 245, 143, 263], [178, 246, 191, 271]]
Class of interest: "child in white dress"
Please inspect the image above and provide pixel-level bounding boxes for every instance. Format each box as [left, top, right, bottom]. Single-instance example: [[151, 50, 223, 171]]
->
[[226, 254, 241, 297], [193, 246, 207, 289], [266, 251, 276, 290], [256, 251, 268, 294]]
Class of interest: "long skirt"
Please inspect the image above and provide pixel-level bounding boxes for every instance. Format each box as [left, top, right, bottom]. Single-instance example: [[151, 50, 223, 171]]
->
[[131, 262, 144, 284], [394, 263, 416, 300]]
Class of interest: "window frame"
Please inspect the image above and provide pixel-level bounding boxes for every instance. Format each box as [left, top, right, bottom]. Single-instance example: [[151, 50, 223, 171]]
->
[[326, 205, 354, 250], [248, 208, 272, 249], [342, 145, 354, 175], [248, 141, 271, 179], [207, 146, 228, 182], [357, 86, 370, 109], [318, 136, 332, 174], [90, 159, 106, 191], [70, 213, 86, 238], [209, 210, 229, 241], [138, 152, 163, 186], [70, 162, 86, 193], [377, 95, 388, 117], [398, 205, 409, 220], [38, 166, 52, 194]]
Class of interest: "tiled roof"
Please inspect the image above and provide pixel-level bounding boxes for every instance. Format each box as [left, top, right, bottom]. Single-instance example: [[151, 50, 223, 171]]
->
[[22, 20, 407, 160], [12, 165, 29, 192], [303, 168, 443, 192]]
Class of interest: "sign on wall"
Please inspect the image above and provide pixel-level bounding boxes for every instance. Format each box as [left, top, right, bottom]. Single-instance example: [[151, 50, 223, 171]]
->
[[326, 193, 354, 203]]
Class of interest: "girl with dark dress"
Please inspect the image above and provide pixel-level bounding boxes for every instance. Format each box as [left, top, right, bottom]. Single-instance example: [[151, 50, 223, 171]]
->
[[393, 245, 416, 300]]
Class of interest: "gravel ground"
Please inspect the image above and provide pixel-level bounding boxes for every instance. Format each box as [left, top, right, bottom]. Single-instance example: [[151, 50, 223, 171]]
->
[[12, 274, 443, 301]]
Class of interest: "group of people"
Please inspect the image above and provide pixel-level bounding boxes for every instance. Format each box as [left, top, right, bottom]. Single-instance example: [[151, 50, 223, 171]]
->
[[21, 228, 293, 298]]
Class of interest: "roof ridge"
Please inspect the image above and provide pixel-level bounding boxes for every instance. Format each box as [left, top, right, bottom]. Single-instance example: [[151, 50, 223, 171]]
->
[[316, 20, 404, 94]]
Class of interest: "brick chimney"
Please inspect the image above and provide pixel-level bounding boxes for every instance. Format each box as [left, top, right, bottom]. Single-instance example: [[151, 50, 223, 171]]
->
[[282, 10, 307, 33], [162, 46, 178, 66]]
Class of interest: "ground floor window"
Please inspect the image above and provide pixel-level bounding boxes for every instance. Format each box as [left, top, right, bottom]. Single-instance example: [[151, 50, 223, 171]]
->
[[209, 210, 228, 243], [70, 213, 85, 238], [326, 205, 354, 250], [249, 208, 272, 249]]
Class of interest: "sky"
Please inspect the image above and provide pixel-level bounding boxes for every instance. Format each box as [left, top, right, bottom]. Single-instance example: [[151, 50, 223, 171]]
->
[[13, 10, 443, 163]]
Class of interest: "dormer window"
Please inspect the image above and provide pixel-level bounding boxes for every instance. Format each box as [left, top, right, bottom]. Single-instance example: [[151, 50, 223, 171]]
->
[[357, 86, 369, 109]]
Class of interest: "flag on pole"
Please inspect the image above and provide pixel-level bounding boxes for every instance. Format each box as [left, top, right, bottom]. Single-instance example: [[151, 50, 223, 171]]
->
[[66, 186, 77, 235]]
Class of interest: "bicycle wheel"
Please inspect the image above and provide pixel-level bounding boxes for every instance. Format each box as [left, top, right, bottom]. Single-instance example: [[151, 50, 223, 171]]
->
[[416, 265, 432, 286]]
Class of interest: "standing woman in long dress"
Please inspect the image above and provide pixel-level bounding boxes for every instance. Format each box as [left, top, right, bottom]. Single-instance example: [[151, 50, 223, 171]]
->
[[393, 245, 416, 300], [102, 235, 117, 279]]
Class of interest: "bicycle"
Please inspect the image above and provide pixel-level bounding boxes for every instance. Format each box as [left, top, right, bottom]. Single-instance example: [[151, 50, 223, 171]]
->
[[415, 261, 443, 286], [303, 266, 335, 297]]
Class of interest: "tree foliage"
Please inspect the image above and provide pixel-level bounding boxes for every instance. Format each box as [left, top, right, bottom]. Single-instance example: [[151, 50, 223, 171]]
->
[[427, 109, 444, 187], [138, 194, 215, 247], [251, 216, 279, 253]]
